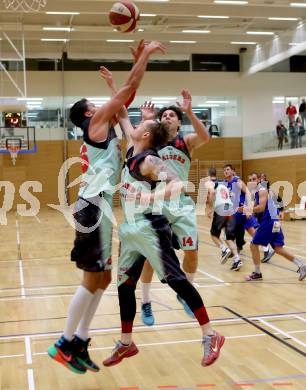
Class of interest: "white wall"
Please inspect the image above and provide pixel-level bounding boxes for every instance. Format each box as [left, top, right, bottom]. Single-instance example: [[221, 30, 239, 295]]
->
[[5, 70, 306, 137]]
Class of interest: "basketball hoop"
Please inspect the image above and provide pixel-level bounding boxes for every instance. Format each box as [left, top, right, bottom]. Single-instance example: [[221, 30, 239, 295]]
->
[[7, 144, 21, 165], [3, 0, 47, 12]]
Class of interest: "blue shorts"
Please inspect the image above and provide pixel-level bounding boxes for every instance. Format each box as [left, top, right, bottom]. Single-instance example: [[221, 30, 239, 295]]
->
[[235, 213, 259, 231], [252, 220, 285, 248]]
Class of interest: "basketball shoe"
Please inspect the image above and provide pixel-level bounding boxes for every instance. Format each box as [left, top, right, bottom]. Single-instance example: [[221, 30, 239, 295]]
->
[[202, 331, 225, 366], [141, 302, 155, 326], [103, 341, 139, 367], [47, 335, 86, 374], [73, 336, 100, 372]]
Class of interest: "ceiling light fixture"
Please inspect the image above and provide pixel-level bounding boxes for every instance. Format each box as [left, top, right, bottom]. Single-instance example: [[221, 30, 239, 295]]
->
[[170, 40, 197, 43], [247, 31, 274, 35], [214, 0, 248, 4], [198, 15, 229, 19], [41, 38, 69, 42], [268, 17, 298, 21], [290, 2, 306, 7], [43, 27, 74, 31], [231, 41, 257, 44], [106, 39, 135, 42], [46, 12, 80, 15], [182, 30, 210, 33]]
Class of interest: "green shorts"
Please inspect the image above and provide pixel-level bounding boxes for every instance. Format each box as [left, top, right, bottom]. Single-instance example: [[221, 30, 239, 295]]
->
[[118, 214, 186, 287], [162, 195, 198, 251]]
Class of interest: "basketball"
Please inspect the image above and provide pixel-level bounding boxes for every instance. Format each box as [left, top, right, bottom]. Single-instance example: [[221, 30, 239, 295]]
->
[[109, 1, 140, 33]]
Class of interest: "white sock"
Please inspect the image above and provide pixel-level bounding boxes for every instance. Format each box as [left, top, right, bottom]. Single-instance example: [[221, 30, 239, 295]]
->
[[75, 288, 104, 341], [141, 282, 151, 304], [64, 286, 93, 341], [255, 265, 261, 273], [220, 244, 227, 251], [293, 258, 305, 268], [185, 272, 196, 284], [262, 246, 269, 252], [233, 254, 240, 262]]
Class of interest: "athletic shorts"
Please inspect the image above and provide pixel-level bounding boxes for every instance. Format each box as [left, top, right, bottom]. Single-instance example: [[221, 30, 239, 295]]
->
[[118, 214, 187, 287], [162, 195, 198, 251], [252, 220, 285, 248], [70, 193, 113, 272], [235, 212, 259, 231], [210, 212, 236, 241]]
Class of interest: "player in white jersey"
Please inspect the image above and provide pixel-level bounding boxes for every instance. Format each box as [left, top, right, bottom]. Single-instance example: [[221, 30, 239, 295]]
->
[[206, 168, 242, 269], [47, 40, 166, 374]]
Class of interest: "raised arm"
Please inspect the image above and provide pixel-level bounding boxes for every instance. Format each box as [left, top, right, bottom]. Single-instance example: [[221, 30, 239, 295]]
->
[[88, 41, 166, 142], [117, 106, 134, 147], [177, 89, 210, 153], [139, 101, 157, 123]]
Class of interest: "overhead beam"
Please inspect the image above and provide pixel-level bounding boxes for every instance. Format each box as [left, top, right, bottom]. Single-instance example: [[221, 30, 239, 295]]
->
[[243, 21, 306, 75]]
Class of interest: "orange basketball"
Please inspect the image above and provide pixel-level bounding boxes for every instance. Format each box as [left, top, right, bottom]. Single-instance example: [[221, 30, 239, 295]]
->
[[109, 1, 140, 33]]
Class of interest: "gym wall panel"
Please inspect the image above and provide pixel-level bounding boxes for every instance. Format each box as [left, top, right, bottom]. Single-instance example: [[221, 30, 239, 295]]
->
[[0, 141, 64, 210], [243, 155, 306, 207]]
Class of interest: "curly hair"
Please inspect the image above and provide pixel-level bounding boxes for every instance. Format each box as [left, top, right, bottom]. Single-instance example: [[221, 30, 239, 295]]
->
[[158, 105, 183, 122], [146, 120, 171, 149]]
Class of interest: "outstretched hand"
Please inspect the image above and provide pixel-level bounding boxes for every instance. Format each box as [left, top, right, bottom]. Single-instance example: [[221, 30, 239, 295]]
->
[[139, 101, 156, 121], [129, 39, 145, 62], [99, 66, 116, 91], [145, 41, 166, 55], [176, 89, 192, 114]]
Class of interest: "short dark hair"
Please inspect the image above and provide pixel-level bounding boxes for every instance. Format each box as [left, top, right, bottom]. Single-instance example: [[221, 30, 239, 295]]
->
[[250, 172, 259, 178], [208, 167, 217, 177], [147, 120, 171, 149], [70, 98, 89, 128], [158, 105, 183, 122], [223, 164, 233, 170]]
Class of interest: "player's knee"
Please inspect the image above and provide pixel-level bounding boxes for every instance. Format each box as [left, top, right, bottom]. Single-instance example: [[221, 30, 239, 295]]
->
[[82, 271, 102, 293], [99, 270, 112, 289]]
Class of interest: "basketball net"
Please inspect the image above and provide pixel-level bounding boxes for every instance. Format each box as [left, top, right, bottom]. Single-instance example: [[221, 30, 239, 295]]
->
[[3, 0, 47, 12], [7, 145, 20, 165]]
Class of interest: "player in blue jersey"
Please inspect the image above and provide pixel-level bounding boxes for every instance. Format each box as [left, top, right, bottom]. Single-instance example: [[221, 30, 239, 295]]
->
[[246, 172, 306, 281], [223, 164, 275, 270], [47, 40, 166, 374]]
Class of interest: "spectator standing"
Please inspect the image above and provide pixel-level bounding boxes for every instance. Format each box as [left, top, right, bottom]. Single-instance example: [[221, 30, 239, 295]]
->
[[296, 117, 305, 148], [299, 98, 306, 128], [289, 121, 298, 149], [286, 101, 297, 125], [276, 120, 286, 150]]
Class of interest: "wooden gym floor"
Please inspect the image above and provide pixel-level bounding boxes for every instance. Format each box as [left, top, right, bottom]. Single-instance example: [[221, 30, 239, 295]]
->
[[0, 209, 305, 390]]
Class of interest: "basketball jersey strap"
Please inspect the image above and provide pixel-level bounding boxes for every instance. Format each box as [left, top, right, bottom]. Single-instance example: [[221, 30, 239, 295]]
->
[[126, 147, 160, 188], [81, 118, 117, 149], [165, 133, 191, 161]]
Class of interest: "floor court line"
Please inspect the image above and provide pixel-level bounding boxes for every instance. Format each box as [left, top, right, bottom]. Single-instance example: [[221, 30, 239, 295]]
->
[[11, 329, 306, 359], [259, 319, 306, 349], [1, 312, 305, 342], [0, 277, 213, 293], [0, 284, 226, 302], [223, 306, 306, 357]]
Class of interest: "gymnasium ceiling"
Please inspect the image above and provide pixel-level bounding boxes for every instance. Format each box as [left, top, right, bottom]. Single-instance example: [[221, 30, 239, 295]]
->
[[0, 0, 306, 60]]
